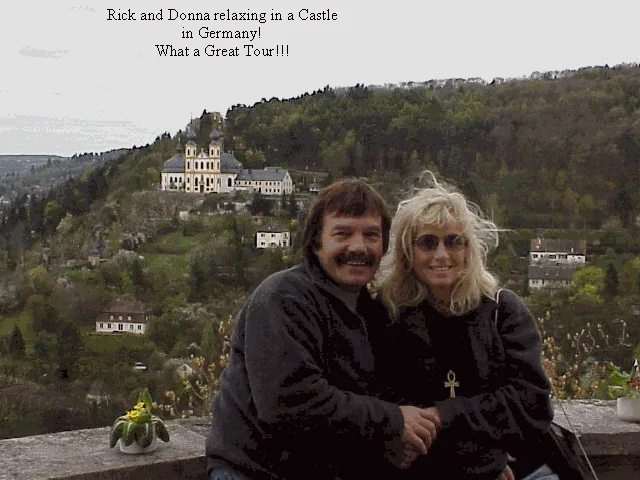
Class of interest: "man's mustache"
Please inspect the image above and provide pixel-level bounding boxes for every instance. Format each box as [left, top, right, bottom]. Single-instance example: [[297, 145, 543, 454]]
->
[[335, 253, 376, 266]]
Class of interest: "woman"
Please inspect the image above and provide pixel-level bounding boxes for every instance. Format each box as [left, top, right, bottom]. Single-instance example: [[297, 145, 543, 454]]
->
[[372, 172, 556, 480]]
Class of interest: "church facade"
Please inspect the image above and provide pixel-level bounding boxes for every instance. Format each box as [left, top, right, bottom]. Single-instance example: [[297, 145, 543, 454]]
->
[[161, 128, 294, 196]]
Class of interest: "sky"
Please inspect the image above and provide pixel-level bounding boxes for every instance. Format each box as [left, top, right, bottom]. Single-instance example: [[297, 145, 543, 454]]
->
[[1, 0, 639, 157]]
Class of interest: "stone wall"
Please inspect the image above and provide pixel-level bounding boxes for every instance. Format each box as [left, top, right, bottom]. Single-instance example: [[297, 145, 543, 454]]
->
[[0, 401, 639, 479]]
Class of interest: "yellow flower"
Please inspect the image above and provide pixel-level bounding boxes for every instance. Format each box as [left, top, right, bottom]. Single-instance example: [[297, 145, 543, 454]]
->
[[125, 400, 152, 423], [126, 409, 140, 421]]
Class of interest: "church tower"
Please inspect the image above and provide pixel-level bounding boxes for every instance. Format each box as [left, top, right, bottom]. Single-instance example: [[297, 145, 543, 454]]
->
[[185, 127, 197, 159], [184, 127, 197, 192], [209, 127, 223, 173]]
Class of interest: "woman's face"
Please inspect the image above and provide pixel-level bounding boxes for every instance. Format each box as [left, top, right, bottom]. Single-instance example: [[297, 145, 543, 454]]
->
[[411, 223, 467, 301]]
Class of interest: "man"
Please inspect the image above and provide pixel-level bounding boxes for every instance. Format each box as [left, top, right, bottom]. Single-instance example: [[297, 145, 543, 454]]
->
[[206, 178, 439, 480]]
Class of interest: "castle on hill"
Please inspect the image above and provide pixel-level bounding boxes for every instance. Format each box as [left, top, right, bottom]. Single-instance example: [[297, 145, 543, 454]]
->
[[161, 127, 293, 196]]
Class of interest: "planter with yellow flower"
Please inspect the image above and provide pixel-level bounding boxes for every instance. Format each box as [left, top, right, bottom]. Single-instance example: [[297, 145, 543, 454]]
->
[[109, 388, 170, 454], [608, 360, 640, 422]]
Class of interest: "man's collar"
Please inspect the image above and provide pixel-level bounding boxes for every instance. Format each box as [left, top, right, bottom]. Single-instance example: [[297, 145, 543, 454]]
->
[[303, 257, 373, 310]]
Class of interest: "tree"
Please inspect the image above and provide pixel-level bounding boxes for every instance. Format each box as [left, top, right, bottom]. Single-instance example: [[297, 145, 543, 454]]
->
[[9, 325, 25, 358], [569, 266, 605, 306], [244, 149, 266, 169], [620, 257, 640, 296], [577, 194, 594, 230], [200, 319, 220, 365], [280, 192, 287, 216], [604, 263, 620, 300], [27, 294, 59, 334], [287, 193, 299, 219], [249, 191, 272, 216], [55, 320, 83, 380]]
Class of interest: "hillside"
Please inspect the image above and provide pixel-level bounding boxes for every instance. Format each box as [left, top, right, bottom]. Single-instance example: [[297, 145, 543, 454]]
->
[[221, 64, 640, 231], [0, 155, 69, 176], [1, 64, 640, 439]]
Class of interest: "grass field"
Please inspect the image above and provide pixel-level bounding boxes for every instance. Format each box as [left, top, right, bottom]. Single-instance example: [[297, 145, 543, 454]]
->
[[1, 311, 34, 355], [84, 332, 153, 355], [0, 311, 31, 338], [143, 252, 189, 272]]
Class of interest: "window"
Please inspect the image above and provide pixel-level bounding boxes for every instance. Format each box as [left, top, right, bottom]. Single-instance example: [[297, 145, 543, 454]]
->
[[118, 315, 123, 321], [130, 325, 134, 330], [118, 324, 123, 331], [109, 314, 114, 320], [107, 323, 111, 329], [127, 315, 132, 321], [100, 323, 104, 328], [137, 325, 142, 330]]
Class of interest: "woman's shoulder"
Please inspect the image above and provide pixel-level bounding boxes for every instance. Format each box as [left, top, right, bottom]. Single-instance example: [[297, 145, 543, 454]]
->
[[494, 288, 527, 306]]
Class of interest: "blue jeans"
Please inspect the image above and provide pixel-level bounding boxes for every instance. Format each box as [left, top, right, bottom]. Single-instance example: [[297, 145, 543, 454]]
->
[[520, 464, 559, 480], [209, 468, 251, 480]]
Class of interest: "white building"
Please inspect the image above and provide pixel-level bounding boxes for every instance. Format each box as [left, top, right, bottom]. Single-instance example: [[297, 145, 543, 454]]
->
[[161, 128, 293, 196], [529, 238, 586, 264], [256, 227, 291, 249], [528, 238, 587, 289], [95, 299, 150, 335], [528, 264, 578, 289]]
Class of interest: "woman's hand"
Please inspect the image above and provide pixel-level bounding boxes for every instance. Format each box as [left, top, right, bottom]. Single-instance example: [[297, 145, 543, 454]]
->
[[399, 405, 440, 453], [399, 444, 420, 469]]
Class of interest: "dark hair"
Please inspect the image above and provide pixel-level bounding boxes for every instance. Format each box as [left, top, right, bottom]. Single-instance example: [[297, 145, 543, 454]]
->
[[302, 178, 391, 262]]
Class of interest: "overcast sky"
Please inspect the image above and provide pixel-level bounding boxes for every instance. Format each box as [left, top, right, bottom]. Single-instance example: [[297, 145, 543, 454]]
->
[[1, 0, 638, 156]]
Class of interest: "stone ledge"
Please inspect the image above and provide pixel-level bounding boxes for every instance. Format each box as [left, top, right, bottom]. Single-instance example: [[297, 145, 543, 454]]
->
[[1, 401, 640, 479], [553, 400, 640, 456], [0, 422, 208, 480]]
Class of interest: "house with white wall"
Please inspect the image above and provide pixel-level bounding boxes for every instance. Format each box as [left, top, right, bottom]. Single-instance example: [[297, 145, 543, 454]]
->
[[256, 226, 291, 249], [528, 238, 587, 289], [95, 299, 151, 334]]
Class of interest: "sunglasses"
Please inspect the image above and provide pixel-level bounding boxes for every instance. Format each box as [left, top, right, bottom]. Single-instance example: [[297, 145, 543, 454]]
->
[[414, 234, 467, 252]]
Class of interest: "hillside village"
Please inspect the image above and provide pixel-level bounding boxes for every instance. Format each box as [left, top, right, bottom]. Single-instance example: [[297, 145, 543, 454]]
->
[[1, 65, 640, 440]]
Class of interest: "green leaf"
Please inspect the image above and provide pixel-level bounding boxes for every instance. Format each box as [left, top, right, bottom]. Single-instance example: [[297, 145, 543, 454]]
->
[[109, 419, 126, 448], [122, 421, 138, 446], [155, 420, 170, 442], [139, 387, 154, 410], [136, 422, 153, 448]]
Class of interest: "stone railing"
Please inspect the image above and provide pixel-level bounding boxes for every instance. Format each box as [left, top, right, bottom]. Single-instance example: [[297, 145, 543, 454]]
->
[[552, 399, 640, 479], [0, 417, 210, 480], [0, 401, 639, 479]]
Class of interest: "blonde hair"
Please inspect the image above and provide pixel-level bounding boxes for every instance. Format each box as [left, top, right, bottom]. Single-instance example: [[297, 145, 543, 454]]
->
[[374, 171, 500, 318]]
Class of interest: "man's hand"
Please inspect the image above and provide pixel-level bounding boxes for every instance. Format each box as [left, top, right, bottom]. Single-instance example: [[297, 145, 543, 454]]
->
[[496, 464, 515, 480], [399, 405, 441, 454]]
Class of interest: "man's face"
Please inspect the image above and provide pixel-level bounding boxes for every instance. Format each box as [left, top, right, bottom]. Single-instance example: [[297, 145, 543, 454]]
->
[[314, 211, 384, 292]]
